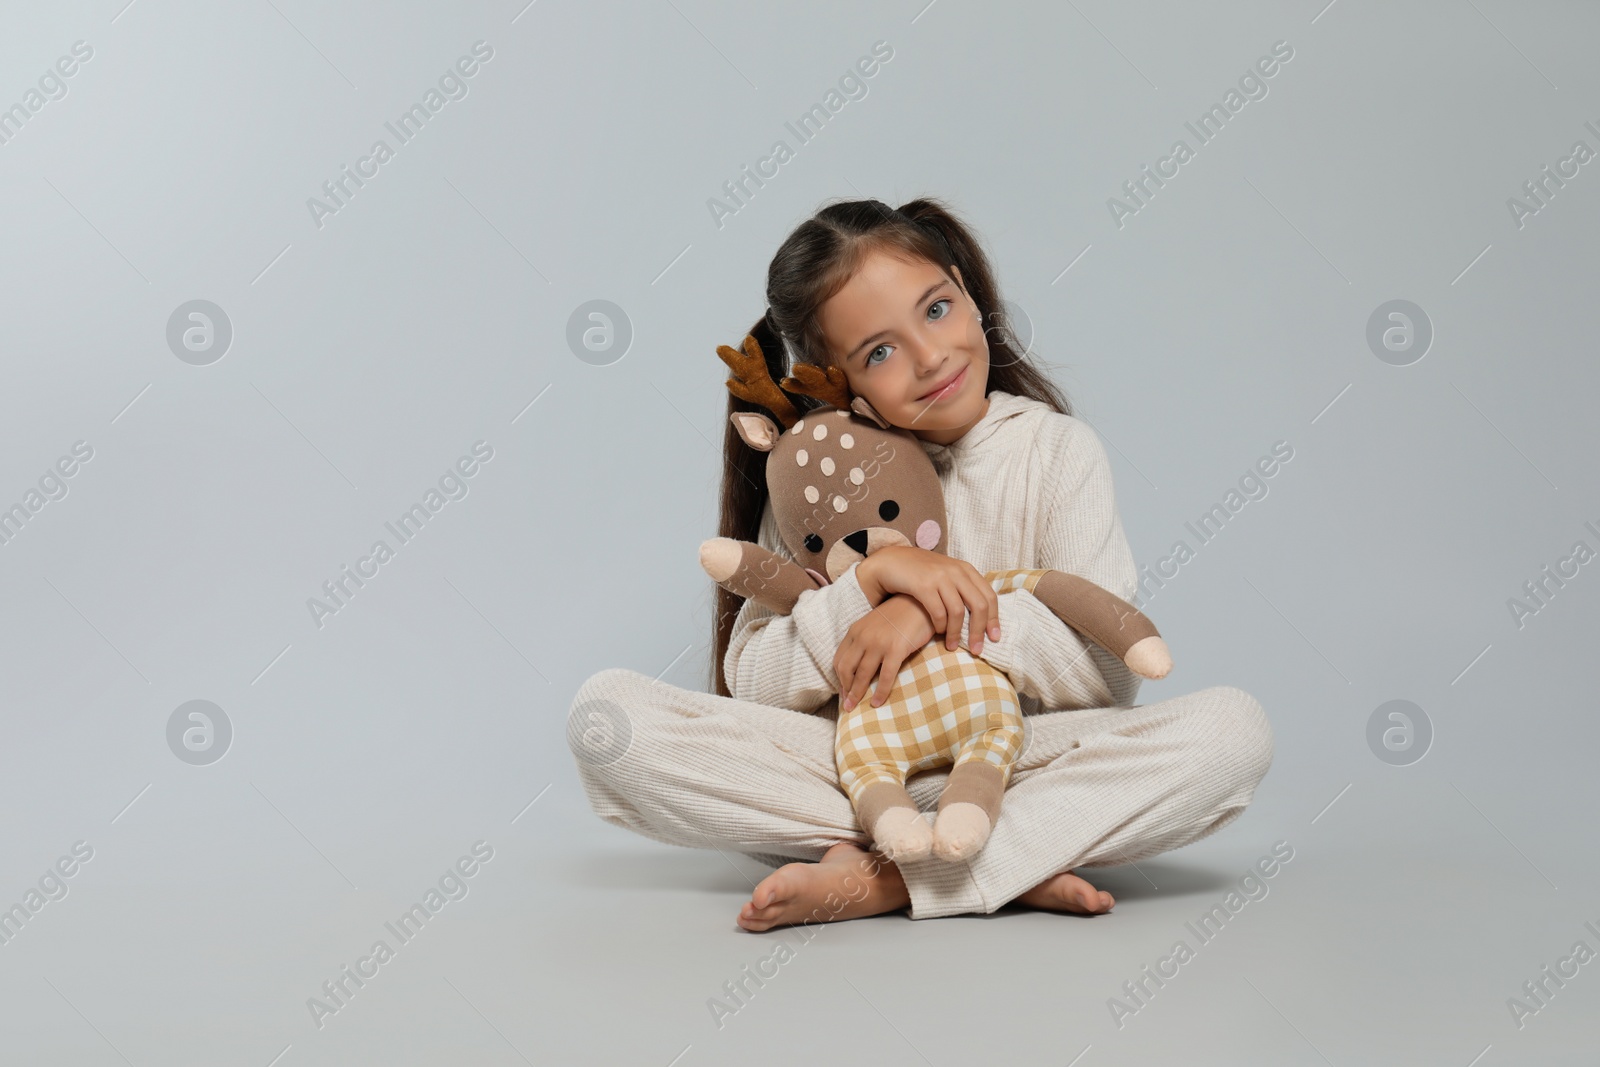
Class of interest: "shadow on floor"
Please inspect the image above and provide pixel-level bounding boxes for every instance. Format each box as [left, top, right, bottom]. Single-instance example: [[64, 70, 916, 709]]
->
[[562, 848, 773, 894], [1017, 859, 1243, 903], [563, 847, 1246, 903]]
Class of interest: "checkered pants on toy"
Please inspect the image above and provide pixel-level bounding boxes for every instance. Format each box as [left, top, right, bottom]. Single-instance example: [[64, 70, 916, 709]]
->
[[836, 570, 1048, 825]]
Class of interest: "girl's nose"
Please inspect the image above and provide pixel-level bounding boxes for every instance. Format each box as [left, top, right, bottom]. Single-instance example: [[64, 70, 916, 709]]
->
[[909, 336, 945, 373]]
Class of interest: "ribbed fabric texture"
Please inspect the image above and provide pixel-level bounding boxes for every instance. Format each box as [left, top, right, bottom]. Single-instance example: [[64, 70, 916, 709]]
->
[[570, 669, 1272, 919], [568, 391, 1275, 919]]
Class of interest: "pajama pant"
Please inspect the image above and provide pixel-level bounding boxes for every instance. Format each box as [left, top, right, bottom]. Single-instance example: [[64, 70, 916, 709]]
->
[[567, 668, 1273, 920]]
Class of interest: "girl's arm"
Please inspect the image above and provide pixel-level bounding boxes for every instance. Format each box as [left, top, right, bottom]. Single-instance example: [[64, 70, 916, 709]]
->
[[964, 417, 1143, 710], [722, 499, 875, 711]]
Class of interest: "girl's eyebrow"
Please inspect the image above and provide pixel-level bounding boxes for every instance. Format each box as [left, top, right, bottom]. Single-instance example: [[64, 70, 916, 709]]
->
[[845, 280, 948, 364]]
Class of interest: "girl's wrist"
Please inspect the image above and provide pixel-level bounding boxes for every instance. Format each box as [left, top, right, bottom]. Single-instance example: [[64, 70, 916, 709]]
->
[[854, 556, 883, 605]]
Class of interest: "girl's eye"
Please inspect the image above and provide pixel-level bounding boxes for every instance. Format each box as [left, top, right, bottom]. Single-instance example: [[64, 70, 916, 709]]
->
[[863, 299, 954, 368]]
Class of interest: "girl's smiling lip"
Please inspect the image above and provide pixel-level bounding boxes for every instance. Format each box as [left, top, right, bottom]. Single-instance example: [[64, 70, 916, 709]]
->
[[916, 364, 967, 402]]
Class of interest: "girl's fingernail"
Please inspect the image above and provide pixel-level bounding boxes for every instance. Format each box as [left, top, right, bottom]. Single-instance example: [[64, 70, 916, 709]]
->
[[990, 624, 1001, 640]]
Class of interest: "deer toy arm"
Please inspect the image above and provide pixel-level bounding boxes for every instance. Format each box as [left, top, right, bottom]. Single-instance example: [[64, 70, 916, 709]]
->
[[699, 537, 822, 617], [1028, 570, 1173, 680]]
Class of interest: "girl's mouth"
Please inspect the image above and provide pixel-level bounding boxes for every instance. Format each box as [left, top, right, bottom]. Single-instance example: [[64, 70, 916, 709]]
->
[[918, 365, 966, 402]]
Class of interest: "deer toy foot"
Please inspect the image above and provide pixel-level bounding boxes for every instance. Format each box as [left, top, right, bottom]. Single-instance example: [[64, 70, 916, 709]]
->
[[931, 803, 993, 862], [871, 806, 932, 863]]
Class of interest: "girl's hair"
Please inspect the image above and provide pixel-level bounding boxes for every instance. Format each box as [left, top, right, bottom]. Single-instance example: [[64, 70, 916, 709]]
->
[[709, 196, 1074, 697]]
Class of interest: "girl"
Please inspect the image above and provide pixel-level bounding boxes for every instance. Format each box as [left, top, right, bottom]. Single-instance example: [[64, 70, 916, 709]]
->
[[568, 197, 1273, 930]]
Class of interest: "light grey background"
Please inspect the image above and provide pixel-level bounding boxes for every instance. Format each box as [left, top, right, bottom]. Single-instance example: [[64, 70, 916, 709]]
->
[[2, 0, 1597, 1063]]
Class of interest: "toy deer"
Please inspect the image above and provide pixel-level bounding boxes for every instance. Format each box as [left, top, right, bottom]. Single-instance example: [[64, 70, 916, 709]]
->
[[701, 333, 1172, 863]]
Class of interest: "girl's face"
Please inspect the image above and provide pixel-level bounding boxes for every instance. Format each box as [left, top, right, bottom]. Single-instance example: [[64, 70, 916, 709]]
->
[[816, 247, 990, 446]]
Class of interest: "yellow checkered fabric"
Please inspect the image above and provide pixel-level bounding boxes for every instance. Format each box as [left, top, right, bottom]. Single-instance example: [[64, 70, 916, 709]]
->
[[835, 569, 1047, 804]]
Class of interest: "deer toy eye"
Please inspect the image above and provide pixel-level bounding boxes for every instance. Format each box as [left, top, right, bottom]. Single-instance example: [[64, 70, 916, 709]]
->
[[804, 533, 823, 553], [878, 500, 899, 521]]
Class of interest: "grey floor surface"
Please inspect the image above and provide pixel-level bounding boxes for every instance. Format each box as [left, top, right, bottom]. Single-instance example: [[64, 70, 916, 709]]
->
[[6, 708, 1597, 1065]]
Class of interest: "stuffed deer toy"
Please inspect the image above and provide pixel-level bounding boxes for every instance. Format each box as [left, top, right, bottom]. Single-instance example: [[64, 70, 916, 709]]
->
[[701, 333, 1173, 864]]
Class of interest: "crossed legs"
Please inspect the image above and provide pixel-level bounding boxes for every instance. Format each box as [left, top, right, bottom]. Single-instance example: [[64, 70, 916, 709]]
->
[[568, 668, 1273, 924]]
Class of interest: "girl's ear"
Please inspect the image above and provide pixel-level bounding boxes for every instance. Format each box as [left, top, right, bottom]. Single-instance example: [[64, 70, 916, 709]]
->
[[729, 411, 782, 452], [850, 395, 891, 429]]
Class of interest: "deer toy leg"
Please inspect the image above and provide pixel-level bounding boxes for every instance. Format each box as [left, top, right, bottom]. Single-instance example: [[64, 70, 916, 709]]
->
[[932, 701, 1026, 861], [851, 776, 931, 863], [931, 761, 1005, 861]]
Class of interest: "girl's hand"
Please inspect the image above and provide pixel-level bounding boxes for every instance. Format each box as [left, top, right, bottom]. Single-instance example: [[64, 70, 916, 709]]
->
[[835, 595, 936, 712], [856, 545, 1000, 655]]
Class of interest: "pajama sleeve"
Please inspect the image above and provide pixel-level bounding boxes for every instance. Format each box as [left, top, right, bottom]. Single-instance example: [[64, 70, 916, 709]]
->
[[963, 416, 1144, 711], [722, 498, 875, 712]]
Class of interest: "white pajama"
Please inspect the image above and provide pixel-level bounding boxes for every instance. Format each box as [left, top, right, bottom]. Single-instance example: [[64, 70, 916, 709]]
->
[[568, 392, 1273, 919], [569, 667, 1271, 920]]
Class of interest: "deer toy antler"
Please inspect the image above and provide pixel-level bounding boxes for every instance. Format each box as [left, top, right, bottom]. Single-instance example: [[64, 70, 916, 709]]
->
[[780, 362, 852, 412], [715, 333, 800, 430]]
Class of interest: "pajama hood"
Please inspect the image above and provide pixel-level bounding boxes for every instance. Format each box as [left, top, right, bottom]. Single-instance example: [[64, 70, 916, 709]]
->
[[917, 389, 1046, 471]]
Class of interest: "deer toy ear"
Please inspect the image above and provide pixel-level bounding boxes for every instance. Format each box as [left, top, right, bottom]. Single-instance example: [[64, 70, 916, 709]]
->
[[850, 395, 891, 429], [729, 411, 782, 452]]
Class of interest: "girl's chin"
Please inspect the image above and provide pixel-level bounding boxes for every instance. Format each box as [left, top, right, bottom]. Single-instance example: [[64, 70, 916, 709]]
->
[[897, 399, 976, 431]]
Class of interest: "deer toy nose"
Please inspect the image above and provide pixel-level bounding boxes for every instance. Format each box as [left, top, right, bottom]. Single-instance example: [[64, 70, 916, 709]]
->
[[843, 529, 869, 554]]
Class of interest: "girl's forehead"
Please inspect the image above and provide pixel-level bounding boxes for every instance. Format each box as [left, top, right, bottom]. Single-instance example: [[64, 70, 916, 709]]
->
[[842, 247, 944, 293], [819, 253, 950, 342]]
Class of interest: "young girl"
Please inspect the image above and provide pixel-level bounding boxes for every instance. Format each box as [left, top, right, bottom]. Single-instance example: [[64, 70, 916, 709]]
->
[[568, 197, 1273, 930]]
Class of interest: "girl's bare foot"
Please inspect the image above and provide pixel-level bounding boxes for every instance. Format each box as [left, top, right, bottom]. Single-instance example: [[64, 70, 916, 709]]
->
[[1013, 869, 1115, 914], [737, 841, 908, 932], [736, 845, 1111, 929]]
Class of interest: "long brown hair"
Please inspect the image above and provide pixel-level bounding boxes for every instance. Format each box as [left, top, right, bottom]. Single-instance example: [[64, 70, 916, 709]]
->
[[709, 196, 1074, 697]]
